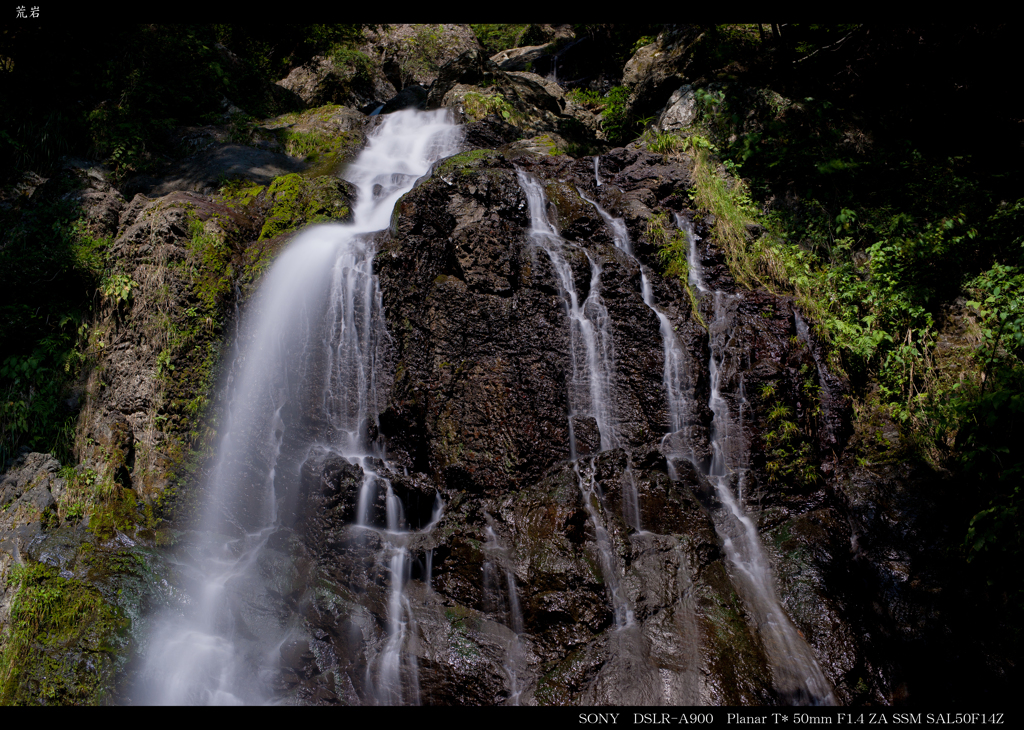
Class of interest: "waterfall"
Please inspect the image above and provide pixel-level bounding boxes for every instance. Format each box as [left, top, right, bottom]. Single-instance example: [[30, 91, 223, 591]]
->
[[132, 112, 836, 706], [135, 109, 462, 706], [579, 189, 695, 524], [482, 518, 526, 705], [681, 216, 837, 705], [517, 170, 667, 705], [580, 184, 709, 705], [517, 171, 618, 454], [545, 36, 586, 86], [578, 184, 835, 703]]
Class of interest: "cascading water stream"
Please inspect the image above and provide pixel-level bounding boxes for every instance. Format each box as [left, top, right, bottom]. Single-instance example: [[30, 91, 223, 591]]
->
[[482, 518, 526, 705], [580, 186, 698, 464], [579, 182, 708, 704], [517, 170, 665, 704], [136, 109, 462, 706], [579, 188, 696, 524], [517, 171, 618, 455], [678, 214, 837, 705]]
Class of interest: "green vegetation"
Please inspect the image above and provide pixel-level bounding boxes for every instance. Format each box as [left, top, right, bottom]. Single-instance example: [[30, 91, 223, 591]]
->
[[598, 86, 634, 143], [0, 562, 125, 705], [641, 128, 683, 155], [566, 87, 603, 109], [568, 24, 664, 81], [461, 92, 522, 127], [470, 25, 531, 56], [958, 264, 1024, 567], [658, 24, 1024, 629], [648, 212, 704, 328], [99, 274, 136, 309], [688, 143, 778, 291], [567, 85, 642, 144], [330, 47, 375, 85], [759, 380, 819, 487], [399, 25, 448, 82], [650, 133, 786, 294], [0, 191, 107, 465], [281, 127, 342, 163], [567, 83, 666, 146]]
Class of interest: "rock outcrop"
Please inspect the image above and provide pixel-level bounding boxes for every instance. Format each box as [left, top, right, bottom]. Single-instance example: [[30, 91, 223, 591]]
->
[[1, 27, 999, 708], [249, 132, 894, 705], [362, 24, 482, 92]]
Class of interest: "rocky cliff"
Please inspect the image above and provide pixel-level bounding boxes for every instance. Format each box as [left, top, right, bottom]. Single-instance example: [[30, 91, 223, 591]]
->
[[0, 25, 1008, 706]]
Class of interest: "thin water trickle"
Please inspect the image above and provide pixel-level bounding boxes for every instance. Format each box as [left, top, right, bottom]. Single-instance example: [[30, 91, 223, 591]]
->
[[482, 518, 527, 704], [580, 187, 695, 522], [136, 109, 462, 706], [683, 216, 837, 705], [518, 171, 619, 454], [578, 188, 631, 257], [518, 170, 671, 704]]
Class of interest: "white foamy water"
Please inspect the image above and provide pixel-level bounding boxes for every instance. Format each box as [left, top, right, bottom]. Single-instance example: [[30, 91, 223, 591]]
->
[[685, 219, 837, 705], [135, 109, 462, 705]]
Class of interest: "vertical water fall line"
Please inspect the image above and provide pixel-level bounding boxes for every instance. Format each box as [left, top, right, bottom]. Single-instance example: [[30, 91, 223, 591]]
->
[[575, 188, 644, 532], [579, 188, 698, 526], [581, 184, 704, 703], [518, 170, 666, 705], [483, 518, 526, 705], [517, 171, 619, 454], [680, 215, 836, 705], [137, 109, 462, 706]]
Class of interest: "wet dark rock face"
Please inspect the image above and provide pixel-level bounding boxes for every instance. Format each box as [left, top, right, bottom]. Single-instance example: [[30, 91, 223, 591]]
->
[[1, 112, 957, 706], [265, 127, 925, 706], [1, 30, 1002, 705]]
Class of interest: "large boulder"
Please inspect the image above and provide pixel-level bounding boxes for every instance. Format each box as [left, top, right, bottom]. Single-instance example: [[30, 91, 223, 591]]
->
[[428, 50, 567, 137], [276, 54, 396, 113], [362, 24, 482, 92], [490, 44, 552, 73], [0, 452, 62, 537], [622, 25, 705, 121], [656, 85, 698, 131]]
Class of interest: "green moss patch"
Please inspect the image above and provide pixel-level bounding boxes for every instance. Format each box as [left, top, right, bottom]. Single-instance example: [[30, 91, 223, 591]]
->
[[0, 562, 127, 705], [259, 173, 351, 241], [433, 148, 503, 178]]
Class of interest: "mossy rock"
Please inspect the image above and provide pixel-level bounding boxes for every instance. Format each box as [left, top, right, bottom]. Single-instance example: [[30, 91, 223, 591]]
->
[[433, 148, 504, 178], [263, 104, 367, 176], [258, 173, 352, 241], [505, 133, 570, 158], [0, 562, 128, 705], [86, 487, 141, 540], [220, 181, 265, 211], [543, 180, 591, 230]]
